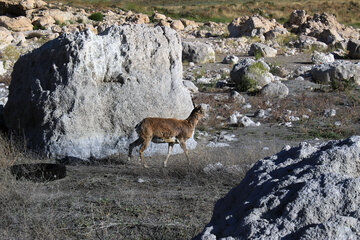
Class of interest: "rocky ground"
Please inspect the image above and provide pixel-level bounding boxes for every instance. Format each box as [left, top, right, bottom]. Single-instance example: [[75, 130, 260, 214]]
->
[[0, 0, 360, 239]]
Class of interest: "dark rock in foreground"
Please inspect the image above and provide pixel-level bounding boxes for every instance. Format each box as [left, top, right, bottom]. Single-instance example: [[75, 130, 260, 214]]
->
[[195, 136, 360, 240]]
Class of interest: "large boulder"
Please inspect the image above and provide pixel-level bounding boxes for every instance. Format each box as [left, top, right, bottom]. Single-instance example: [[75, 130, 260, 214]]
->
[[0, 0, 47, 16], [3, 25, 194, 159], [195, 136, 360, 239], [182, 41, 215, 64], [230, 58, 275, 91], [228, 15, 288, 38], [311, 61, 360, 86]]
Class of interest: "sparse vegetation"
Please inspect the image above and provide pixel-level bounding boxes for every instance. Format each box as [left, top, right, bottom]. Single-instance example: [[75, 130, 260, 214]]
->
[[88, 12, 104, 21], [47, 0, 360, 26], [0, 45, 21, 63]]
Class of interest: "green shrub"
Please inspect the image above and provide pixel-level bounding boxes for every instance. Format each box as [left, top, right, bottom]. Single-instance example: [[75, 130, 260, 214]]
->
[[89, 12, 104, 21], [237, 75, 256, 92], [331, 77, 356, 91]]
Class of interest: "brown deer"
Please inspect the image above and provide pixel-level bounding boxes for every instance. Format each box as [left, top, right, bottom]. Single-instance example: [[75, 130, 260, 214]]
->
[[128, 105, 205, 168]]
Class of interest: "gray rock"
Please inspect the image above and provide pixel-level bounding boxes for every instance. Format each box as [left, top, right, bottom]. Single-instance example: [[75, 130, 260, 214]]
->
[[347, 40, 360, 59], [229, 90, 245, 104], [4, 25, 194, 159], [311, 51, 335, 65], [311, 61, 360, 86], [295, 35, 328, 50], [182, 41, 215, 64], [230, 58, 275, 91], [248, 43, 277, 57], [183, 80, 198, 93], [195, 136, 360, 239], [222, 55, 239, 64], [260, 81, 289, 98]]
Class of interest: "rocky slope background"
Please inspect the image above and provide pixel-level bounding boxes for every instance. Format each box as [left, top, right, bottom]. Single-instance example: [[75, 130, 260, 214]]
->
[[0, 0, 360, 239]]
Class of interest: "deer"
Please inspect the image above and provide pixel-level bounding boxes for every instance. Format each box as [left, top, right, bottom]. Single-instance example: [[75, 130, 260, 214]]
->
[[128, 105, 205, 168]]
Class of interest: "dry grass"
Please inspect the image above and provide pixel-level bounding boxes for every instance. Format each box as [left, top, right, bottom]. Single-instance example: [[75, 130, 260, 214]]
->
[[0, 130, 259, 239], [47, 0, 360, 26]]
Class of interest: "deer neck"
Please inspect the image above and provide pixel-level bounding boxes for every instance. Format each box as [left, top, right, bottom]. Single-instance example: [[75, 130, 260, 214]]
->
[[186, 114, 199, 128]]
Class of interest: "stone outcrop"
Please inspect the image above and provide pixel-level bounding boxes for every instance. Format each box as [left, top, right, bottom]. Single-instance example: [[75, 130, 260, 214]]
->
[[195, 136, 360, 239], [182, 41, 215, 64], [3, 25, 194, 159], [286, 11, 360, 44], [228, 15, 288, 38]]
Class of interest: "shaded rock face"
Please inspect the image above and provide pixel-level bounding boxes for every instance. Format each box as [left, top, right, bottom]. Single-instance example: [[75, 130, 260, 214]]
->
[[195, 136, 360, 239], [348, 40, 360, 59], [4, 25, 194, 159]]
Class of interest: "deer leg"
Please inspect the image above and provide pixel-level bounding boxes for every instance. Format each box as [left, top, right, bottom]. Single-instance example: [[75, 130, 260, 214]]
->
[[139, 138, 151, 168], [128, 138, 143, 161], [179, 140, 190, 165], [163, 142, 175, 168]]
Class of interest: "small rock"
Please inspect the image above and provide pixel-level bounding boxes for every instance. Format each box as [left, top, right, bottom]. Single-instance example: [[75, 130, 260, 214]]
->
[[324, 109, 336, 117]]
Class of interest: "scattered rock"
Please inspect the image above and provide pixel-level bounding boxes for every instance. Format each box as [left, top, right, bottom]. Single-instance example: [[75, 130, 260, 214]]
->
[[324, 108, 336, 117], [125, 13, 150, 24], [286, 11, 359, 44], [182, 41, 215, 64], [0, 26, 13, 45], [260, 81, 289, 98], [183, 80, 198, 93], [170, 20, 184, 31], [228, 15, 287, 38], [152, 12, 166, 22], [230, 58, 275, 91], [0, 0, 47, 16], [222, 55, 238, 64], [195, 136, 360, 240], [249, 42, 277, 57], [238, 116, 259, 127], [311, 61, 360, 86], [311, 51, 335, 64], [0, 16, 33, 31], [229, 90, 245, 104], [206, 142, 230, 148]]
